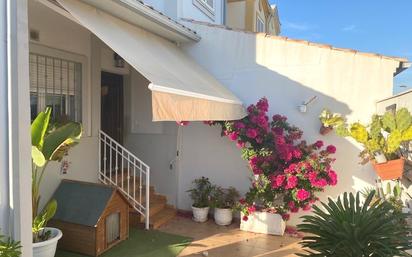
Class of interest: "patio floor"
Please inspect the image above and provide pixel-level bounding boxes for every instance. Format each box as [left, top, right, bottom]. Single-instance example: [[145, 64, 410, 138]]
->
[[158, 216, 305, 257]]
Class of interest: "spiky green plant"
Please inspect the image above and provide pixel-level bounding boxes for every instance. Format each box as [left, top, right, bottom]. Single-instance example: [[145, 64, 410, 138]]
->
[[0, 232, 21, 257], [319, 109, 345, 128], [336, 108, 412, 163], [297, 191, 412, 257]]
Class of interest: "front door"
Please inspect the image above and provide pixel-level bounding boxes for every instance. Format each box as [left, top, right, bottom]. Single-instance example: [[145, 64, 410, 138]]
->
[[101, 72, 124, 144]]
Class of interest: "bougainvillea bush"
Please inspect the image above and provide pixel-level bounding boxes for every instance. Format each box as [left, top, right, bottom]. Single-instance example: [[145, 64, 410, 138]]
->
[[204, 98, 338, 221]]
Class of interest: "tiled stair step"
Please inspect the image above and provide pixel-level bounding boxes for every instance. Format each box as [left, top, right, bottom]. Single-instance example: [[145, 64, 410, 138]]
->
[[141, 206, 177, 229], [138, 199, 167, 222]]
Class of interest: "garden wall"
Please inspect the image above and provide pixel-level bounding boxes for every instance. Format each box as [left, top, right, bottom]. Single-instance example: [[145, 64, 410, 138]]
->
[[179, 21, 402, 225]]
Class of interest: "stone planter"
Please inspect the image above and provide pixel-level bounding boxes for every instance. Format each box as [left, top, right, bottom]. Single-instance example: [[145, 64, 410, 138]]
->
[[240, 211, 286, 236], [192, 206, 209, 223], [214, 208, 233, 226], [371, 158, 405, 180], [33, 227, 63, 257]]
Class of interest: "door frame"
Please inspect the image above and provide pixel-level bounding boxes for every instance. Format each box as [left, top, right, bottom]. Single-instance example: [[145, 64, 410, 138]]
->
[[101, 71, 124, 144]]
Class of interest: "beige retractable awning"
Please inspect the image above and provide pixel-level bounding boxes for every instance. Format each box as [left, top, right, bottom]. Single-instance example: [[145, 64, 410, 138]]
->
[[57, 0, 246, 121]]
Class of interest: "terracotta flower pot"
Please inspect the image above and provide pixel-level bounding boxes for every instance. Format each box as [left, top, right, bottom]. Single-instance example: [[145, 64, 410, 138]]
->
[[319, 125, 333, 135], [371, 158, 405, 180]]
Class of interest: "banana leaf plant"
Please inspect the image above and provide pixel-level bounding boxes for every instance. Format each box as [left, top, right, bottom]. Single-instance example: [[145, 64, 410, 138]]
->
[[31, 108, 82, 242]]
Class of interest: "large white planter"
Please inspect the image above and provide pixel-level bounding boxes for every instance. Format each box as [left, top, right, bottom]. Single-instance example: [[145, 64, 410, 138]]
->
[[214, 208, 233, 226], [33, 227, 63, 257], [192, 206, 209, 222], [240, 211, 286, 236]]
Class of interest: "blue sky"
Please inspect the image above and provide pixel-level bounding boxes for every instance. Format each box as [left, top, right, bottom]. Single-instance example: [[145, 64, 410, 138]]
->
[[270, 0, 412, 94]]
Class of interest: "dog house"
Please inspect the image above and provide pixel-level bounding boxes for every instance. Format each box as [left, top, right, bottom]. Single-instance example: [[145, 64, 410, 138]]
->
[[49, 180, 131, 256]]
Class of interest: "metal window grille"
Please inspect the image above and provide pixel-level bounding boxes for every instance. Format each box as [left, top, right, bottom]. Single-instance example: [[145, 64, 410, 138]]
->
[[106, 212, 120, 244], [29, 53, 82, 122]]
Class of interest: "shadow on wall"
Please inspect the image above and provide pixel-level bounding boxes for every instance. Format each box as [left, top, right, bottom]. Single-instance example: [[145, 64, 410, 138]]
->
[[179, 23, 382, 225]]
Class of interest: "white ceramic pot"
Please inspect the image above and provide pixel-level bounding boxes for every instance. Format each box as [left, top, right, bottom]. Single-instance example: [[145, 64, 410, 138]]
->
[[192, 206, 209, 222], [214, 208, 233, 226], [33, 227, 63, 257], [240, 211, 286, 236]]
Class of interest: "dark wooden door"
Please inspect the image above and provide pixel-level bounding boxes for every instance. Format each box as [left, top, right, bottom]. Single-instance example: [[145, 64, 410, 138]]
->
[[101, 72, 124, 144]]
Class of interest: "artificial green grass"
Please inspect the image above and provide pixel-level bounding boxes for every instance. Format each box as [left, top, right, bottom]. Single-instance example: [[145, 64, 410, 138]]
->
[[56, 229, 192, 257]]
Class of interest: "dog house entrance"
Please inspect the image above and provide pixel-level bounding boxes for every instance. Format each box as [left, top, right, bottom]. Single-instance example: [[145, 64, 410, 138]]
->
[[106, 212, 120, 245]]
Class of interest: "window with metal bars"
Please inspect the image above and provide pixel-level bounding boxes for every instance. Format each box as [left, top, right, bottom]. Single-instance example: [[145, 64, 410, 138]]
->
[[29, 53, 82, 123]]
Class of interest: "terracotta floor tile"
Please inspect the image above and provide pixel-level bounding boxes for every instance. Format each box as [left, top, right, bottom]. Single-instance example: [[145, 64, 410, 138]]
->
[[158, 217, 304, 257]]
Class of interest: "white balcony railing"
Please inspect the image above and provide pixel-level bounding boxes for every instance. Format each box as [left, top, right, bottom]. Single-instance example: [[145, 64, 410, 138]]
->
[[98, 130, 150, 229]]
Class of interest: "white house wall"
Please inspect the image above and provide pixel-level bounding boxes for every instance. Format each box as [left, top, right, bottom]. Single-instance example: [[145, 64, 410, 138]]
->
[[124, 69, 180, 206], [180, 22, 400, 225], [28, 0, 100, 209]]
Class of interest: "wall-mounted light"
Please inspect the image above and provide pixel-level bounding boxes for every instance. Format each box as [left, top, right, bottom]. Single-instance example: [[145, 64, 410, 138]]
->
[[298, 96, 318, 113], [114, 53, 125, 68]]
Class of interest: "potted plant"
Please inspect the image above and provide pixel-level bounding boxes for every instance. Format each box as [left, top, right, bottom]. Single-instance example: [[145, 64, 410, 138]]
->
[[319, 108, 345, 135], [297, 191, 412, 256], [336, 108, 412, 180], [210, 186, 239, 225], [0, 231, 21, 257], [187, 177, 212, 222], [31, 108, 82, 257]]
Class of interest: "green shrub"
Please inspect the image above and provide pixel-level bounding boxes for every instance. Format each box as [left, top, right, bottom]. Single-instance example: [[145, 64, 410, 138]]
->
[[0, 232, 21, 257], [186, 177, 212, 208], [297, 191, 412, 257]]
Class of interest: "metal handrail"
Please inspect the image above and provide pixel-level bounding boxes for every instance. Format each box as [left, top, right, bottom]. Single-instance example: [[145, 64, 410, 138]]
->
[[98, 130, 150, 229]]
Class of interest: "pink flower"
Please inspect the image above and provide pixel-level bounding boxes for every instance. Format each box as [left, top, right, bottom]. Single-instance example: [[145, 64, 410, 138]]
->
[[326, 145, 337, 154], [314, 140, 324, 148], [236, 140, 246, 148], [312, 178, 328, 188], [273, 175, 286, 188], [228, 132, 238, 141], [296, 189, 311, 201], [282, 213, 290, 221], [242, 215, 248, 221], [246, 128, 258, 139], [256, 97, 269, 112], [293, 149, 302, 159], [303, 204, 312, 211], [239, 198, 246, 205], [248, 205, 256, 213], [285, 176, 298, 189], [328, 170, 338, 186], [177, 121, 190, 126], [234, 121, 246, 130], [288, 201, 296, 209], [272, 127, 283, 136]]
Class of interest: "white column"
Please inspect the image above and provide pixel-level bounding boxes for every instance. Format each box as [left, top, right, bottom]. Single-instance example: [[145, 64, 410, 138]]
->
[[0, 0, 32, 256]]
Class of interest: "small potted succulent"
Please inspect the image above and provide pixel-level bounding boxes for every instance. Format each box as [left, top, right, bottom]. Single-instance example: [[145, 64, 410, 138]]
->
[[187, 177, 212, 222], [319, 108, 345, 135], [336, 108, 412, 180], [210, 186, 240, 226], [31, 108, 82, 257]]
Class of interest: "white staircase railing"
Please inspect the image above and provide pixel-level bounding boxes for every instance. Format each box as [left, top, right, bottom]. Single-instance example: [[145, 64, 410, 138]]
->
[[98, 130, 150, 229]]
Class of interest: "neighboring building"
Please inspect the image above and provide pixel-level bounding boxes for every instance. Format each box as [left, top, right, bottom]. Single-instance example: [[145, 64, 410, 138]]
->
[[377, 88, 412, 114], [226, 0, 280, 35]]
